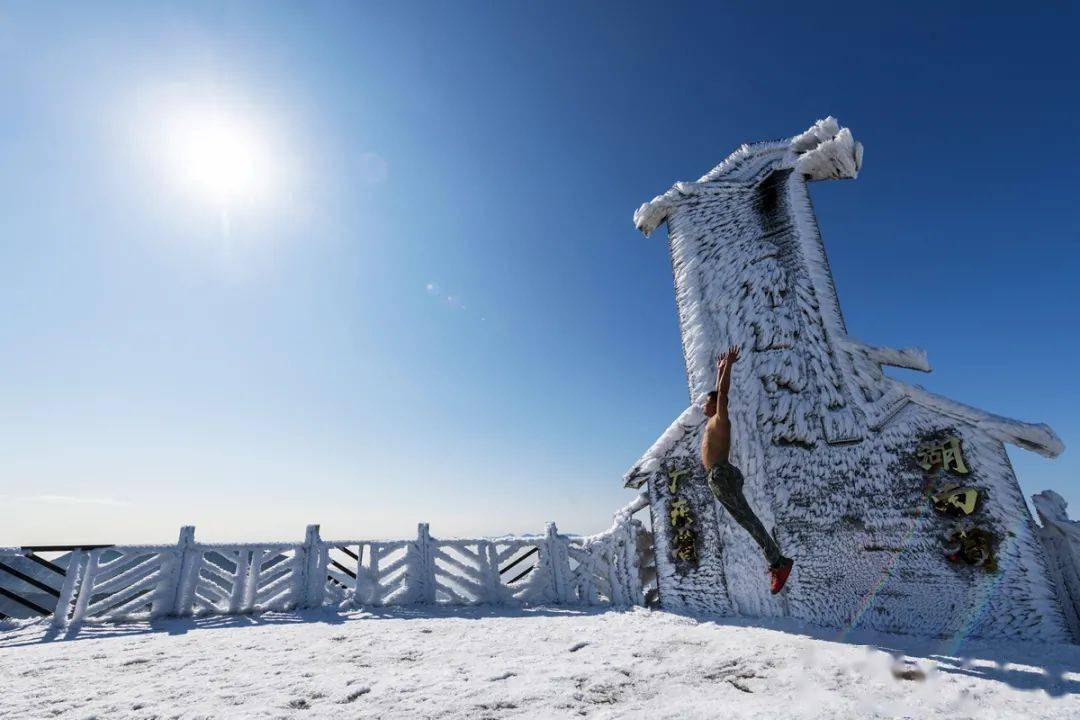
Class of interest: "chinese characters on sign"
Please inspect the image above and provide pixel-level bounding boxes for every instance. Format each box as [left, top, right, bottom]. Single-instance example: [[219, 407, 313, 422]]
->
[[931, 484, 979, 517], [916, 436, 970, 474], [946, 528, 998, 572], [667, 467, 690, 494], [665, 466, 698, 565], [917, 434, 997, 572]]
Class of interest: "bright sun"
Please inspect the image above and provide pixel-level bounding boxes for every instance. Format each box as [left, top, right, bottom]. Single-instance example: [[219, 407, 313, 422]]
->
[[162, 101, 276, 207]]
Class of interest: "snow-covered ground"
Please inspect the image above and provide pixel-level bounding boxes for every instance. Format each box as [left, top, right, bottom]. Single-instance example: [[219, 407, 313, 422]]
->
[[1, 606, 1077, 719]]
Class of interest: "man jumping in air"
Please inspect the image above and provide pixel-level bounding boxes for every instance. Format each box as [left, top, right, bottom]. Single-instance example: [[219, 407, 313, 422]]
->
[[702, 346, 794, 594]]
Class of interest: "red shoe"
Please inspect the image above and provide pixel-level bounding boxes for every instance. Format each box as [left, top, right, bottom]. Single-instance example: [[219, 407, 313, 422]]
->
[[768, 557, 794, 595]]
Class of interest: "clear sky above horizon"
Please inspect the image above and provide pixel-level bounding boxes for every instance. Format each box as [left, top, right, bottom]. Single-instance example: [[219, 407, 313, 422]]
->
[[1, 2, 1077, 544]]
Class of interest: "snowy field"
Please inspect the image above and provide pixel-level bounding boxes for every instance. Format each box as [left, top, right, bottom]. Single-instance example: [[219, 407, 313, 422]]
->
[[2, 606, 1078, 719]]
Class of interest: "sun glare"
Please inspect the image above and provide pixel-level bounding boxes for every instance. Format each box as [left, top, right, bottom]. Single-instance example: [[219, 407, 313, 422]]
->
[[161, 101, 276, 207]]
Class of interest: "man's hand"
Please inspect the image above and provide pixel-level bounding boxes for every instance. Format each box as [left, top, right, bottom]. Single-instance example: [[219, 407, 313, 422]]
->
[[717, 345, 740, 369], [714, 345, 740, 406]]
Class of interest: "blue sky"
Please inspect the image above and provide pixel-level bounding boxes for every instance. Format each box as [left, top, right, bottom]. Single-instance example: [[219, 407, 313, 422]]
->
[[1, 2, 1077, 544]]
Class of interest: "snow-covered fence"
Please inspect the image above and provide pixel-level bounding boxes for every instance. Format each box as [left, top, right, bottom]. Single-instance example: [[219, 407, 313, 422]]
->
[[0, 493, 650, 628], [1034, 491, 1080, 641], [0, 544, 113, 622]]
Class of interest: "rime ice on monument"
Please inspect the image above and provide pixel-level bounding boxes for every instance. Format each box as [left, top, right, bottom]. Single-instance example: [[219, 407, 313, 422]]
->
[[626, 118, 1073, 642]]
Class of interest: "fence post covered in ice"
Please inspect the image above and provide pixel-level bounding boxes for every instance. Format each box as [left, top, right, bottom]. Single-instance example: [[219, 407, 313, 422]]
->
[[413, 523, 437, 604], [544, 522, 571, 603], [302, 524, 327, 609], [478, 540, 504, 603], [173, 526, 200, 617], [623, 519, 645, 605]]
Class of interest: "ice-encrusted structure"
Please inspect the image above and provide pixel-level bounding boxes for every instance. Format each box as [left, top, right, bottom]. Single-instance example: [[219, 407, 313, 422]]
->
[[626, 118, 1072, 641], [1034, 491, 1080, 639]]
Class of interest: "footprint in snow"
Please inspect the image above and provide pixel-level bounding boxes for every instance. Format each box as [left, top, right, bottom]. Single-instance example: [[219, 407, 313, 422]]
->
[[727, 678, 754, 694], [338, 687, 371, 704]]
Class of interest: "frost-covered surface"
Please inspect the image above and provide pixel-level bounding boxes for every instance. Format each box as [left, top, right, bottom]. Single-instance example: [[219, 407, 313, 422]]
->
[[1035, 491, 1080, 639], [628, 118, 1070, 641], [839, 335, 932, 373], [2, 606, 1077, 719]]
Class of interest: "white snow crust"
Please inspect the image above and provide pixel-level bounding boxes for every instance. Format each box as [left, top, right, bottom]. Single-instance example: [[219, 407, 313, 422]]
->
[[0, 608, 1075, 720], [2, 606, 1078, 719]]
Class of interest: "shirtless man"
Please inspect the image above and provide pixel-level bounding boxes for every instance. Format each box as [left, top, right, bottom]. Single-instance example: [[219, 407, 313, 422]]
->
[[702, 345, 794, 594]]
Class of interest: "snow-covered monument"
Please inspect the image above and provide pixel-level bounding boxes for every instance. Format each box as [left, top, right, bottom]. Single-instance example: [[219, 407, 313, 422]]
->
[[625, 118, 1077, 642]]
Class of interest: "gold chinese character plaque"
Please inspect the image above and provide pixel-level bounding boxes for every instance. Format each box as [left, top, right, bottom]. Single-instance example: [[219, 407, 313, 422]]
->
[[916, 436, 970, 474]]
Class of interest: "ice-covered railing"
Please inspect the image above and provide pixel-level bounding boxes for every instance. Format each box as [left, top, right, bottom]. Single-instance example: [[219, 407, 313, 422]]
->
[[1034, 491, 1080, 640], [0, 493, 651, 628]]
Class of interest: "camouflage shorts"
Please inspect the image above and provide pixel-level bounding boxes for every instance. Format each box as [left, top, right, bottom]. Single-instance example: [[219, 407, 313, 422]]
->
[[707, 461, 744, 499], [706, 461, 783, 567]]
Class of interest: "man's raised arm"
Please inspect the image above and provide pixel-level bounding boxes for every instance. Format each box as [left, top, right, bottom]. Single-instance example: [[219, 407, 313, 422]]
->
[[715, 345, 739, 404]]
